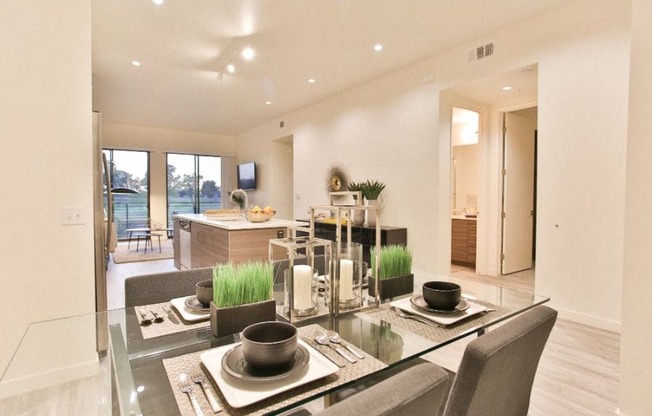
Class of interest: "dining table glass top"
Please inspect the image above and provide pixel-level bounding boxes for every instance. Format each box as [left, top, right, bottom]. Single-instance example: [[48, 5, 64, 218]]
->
[[0, 273, 548, 416]]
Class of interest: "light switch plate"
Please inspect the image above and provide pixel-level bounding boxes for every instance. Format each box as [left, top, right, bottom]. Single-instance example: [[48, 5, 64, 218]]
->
[[62, 206, 85, 225]]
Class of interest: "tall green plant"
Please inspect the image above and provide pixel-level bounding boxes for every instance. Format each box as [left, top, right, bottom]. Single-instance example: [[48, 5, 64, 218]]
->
[[212, 261, 273, 307], [370, 245, 412, 280], [360, 180, 386, 200]]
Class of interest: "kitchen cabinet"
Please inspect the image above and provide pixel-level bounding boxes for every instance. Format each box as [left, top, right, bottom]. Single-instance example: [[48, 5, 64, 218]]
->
[[452, 218, 476, 266], [309, 221, 407, 265], [174, 214, 300, 269]]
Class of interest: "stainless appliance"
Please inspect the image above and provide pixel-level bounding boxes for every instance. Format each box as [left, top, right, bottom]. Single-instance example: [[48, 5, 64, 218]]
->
[[179, 219, 191, 269]]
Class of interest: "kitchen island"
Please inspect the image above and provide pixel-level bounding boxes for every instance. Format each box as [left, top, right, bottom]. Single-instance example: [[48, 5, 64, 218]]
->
[[173, 214, 302, 269]]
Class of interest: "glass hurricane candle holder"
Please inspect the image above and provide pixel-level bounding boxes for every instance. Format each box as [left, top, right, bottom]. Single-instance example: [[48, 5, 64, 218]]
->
[[284, 266, 318, 317], [326, 242, 363, 311]]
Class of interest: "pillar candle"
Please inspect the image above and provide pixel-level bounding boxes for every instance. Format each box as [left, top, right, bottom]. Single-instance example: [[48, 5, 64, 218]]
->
[[339, 259, 354, 300], [292, 265, 313, 310]]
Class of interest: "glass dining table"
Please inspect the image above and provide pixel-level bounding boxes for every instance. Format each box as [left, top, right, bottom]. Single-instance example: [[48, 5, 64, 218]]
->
[[0, 274, 548, 416]]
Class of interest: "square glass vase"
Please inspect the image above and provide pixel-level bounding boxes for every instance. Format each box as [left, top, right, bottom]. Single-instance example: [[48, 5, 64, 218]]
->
[[210, 299, 276, 338], [368, 274, 414, 301]]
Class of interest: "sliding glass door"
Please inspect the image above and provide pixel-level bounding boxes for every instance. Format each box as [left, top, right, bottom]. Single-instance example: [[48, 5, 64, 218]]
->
[[103, 149, 150, 239], [167, 153, 222, 227]]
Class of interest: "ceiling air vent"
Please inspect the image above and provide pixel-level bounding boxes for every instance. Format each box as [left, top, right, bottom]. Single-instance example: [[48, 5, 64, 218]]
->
[[469, 42, 494, 62]]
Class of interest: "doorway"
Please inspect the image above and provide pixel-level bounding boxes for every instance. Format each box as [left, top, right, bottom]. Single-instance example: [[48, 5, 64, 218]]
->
[[269, 135, 294, 220], [442, 63, 538, 279], [501, 107, 537, 274]]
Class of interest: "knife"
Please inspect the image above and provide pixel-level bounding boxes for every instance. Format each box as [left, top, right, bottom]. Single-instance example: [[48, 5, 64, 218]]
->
[[163, 305, 180, 325]]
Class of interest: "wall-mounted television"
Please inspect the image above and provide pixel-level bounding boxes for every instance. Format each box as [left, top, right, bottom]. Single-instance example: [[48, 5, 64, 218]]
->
[[237, 162, 257, 190]]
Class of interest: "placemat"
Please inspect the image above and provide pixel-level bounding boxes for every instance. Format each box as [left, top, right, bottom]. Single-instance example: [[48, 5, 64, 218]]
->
[[162, 324, 387, 416], [136, 302, 210, 340], [359, 300, 511, 344]]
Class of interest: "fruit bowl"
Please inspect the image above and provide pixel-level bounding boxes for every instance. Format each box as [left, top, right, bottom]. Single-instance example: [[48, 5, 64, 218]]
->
[[246, 209, 276, 223]]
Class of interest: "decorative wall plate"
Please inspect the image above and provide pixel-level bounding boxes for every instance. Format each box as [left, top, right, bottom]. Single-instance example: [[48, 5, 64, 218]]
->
[[326, 164, 348, 193]]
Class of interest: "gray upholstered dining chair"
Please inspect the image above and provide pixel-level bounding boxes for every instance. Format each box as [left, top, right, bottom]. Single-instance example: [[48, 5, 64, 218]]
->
[[440, 305, 557, 416], [281, 361, 449, 416], [124, 267, 214, 307]]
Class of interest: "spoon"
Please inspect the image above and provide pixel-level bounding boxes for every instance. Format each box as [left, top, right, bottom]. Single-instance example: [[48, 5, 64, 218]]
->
[[138, 310, 152, 326], [328, 331, 365, 359], [150, 309, 165, 323], [314, 331, 357, 363]]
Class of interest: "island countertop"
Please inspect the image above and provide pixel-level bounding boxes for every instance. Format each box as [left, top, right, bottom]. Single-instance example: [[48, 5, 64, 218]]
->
[[174, 213, 302, 230]]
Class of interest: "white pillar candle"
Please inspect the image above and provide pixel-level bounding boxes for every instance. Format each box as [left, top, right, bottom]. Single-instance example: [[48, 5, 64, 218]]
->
[[292, 265, 313, 310], [339, 259, 354, 300]]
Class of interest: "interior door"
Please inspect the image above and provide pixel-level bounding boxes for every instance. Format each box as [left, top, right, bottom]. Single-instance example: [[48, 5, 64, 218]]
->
[[501, 111, 535, 274]]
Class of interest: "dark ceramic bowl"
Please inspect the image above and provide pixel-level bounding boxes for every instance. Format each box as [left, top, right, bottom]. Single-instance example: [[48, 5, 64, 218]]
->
[[241, 321, 298, 368], [422, 281, 461, 310], [195, 279, 213, 306]]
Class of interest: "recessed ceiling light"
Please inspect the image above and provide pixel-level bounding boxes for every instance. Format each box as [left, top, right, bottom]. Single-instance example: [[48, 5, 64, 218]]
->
[[152, 0, 163, 4], [131, 60, 141, 67], [374, 44, 383, 52], [502, 86, 513, 91], [265, 100, 272, 105], [308, 78, 316, 84], [241, 47, 255, 61], [226, 63, 236, 74]]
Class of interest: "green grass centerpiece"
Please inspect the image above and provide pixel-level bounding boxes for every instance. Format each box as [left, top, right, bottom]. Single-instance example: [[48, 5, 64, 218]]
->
[[213, 261, 273, 307], [209, 261, 277, 337], [369, 245, 414, 300]]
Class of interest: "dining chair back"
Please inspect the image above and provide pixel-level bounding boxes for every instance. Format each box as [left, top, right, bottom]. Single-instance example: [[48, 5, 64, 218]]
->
[[442, 305, 557, 416], [124, 267, 213, 307], [317, 361, 450, 416]]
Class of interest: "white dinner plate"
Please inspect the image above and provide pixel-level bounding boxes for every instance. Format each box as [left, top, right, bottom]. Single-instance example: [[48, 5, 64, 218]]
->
[[390, 296, 488, 326], [200, 339, 339, 409], [170, 296, 210, 322]]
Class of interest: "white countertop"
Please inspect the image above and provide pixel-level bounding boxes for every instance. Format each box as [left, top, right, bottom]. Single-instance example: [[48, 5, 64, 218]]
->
[[452, 215, 477, 221], [174, 213, 302, 230]]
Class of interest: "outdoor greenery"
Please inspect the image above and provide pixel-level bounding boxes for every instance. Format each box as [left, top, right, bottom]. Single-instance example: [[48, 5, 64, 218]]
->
[[370, 245, 413, 280], [212, 261, 273, 308]]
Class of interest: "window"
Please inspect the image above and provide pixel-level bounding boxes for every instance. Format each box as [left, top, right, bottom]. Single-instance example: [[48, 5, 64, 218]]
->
[[103, 149, 150, 239], [167, 153, 222, 227]]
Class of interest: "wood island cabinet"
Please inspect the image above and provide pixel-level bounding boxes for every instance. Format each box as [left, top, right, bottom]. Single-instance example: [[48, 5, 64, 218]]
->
[[451, 218, 477, 266], [174, 215, 299, 269]]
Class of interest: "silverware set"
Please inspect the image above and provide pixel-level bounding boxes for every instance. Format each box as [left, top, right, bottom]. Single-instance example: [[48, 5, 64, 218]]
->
[[138, 305, 180, 326], [391, 307, 437, 325], [178, 372, 222, 415], [313, 330, 364, 365]]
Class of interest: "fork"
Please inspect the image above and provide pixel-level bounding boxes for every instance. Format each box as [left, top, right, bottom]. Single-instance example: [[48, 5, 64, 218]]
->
[[179, 373, 205, 416], [191, 372, 221, 413], [392, 307, 438, 326]]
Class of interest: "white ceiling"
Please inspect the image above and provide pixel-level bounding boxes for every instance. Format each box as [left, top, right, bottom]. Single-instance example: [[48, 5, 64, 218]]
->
[[92, 1, 559, 135]]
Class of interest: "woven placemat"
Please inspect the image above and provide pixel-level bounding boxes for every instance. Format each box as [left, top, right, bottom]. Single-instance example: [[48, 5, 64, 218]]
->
[[162, 324, 387, 416], [359, 300, 511, 343], [136, 302, 210, 340]]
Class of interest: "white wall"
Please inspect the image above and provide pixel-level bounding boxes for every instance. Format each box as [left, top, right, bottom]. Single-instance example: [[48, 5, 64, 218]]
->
[[620, 0, 652, 414], [101, 123, 235, 230], [0, 1, 94, 375], [236, 0, 631, 331]]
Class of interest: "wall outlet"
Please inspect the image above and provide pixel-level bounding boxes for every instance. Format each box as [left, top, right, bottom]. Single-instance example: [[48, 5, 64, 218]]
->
[[62, 206, 85, 225]]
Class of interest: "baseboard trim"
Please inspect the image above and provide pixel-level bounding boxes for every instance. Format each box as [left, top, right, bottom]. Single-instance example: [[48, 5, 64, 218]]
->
[[0, 358, 100, 399], [555, 307, 621, 333]]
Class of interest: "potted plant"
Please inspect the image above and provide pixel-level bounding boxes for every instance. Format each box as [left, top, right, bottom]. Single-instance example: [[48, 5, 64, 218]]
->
[[230, 189, 248, 216], [360, 180, 386, 226], [347, 181, 365, 225], [368, 245, 414, 300], [210, 261, 276, 337]]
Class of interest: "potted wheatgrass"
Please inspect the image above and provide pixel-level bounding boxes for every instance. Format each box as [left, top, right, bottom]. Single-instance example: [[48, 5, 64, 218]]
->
[[368, 245, 414, 301], [209, 261, 276, 337]]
